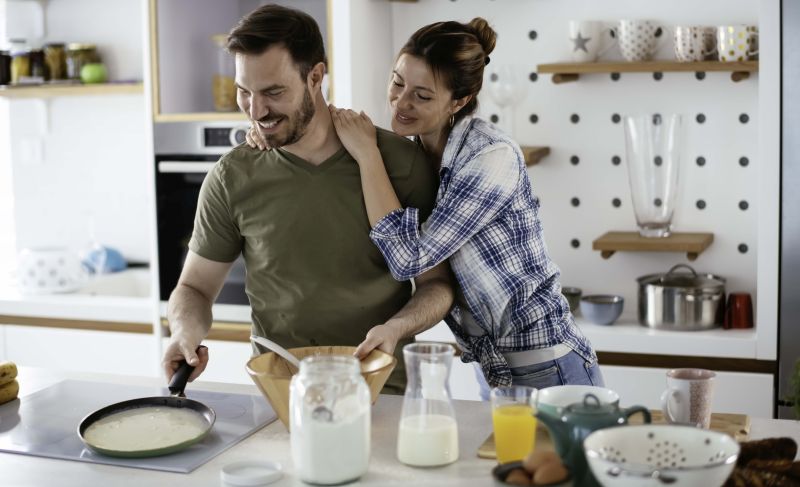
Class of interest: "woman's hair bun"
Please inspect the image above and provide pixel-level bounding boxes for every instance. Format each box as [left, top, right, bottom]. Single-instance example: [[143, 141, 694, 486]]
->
[[467, 17, 497, 57]]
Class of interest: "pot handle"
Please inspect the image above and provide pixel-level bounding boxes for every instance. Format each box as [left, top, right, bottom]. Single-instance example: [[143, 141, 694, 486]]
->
[[623, 405, 652, 424], [661, 264, 698, 282]]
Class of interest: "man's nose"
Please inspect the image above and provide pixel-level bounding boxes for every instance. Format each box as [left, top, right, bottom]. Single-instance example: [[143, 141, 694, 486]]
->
[[249, 96, 269, 121]]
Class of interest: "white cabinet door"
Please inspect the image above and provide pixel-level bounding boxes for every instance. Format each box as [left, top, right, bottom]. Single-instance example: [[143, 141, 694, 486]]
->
[[4, 325, 158, 377], [601, 365, 774, 418]]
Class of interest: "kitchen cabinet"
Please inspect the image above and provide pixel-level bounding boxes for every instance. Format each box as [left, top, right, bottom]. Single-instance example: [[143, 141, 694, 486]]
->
[[147, 0, 329, 122], [537, 60, 759, 83], [1, 325, 157, 377]]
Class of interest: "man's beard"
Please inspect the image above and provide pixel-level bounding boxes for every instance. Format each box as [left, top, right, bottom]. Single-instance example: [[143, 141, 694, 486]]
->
[[261, 88, 315, 148]]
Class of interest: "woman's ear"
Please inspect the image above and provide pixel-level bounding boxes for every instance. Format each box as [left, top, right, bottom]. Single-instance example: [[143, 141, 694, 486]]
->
[[307, 62, 326, 90], [451, 94, 473, 115]]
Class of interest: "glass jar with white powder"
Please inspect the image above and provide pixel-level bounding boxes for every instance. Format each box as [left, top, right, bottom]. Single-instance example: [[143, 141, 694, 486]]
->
[[290, 355, 370, 484]]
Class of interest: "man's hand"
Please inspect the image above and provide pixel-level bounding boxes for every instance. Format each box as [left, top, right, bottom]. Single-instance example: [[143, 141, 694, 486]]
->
[[162, 335, 209, 383], [354, 324, 402, 359], [329, 104, 379, 163]]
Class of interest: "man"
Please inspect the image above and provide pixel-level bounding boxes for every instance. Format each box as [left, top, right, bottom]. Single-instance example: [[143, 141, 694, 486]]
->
[[162, 4, 453, 393]]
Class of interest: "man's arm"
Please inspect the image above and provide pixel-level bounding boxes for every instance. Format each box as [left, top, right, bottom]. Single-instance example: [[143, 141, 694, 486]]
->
[[354, 261, 455, 358], [163, 251, 234, 381]]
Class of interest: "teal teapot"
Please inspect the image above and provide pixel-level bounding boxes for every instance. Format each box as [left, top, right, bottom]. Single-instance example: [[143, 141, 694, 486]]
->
[[535, 394, 652, 487]]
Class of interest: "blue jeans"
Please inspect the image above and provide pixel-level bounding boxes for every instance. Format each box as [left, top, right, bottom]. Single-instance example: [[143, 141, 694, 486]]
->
[[475, 350, 605, 401]]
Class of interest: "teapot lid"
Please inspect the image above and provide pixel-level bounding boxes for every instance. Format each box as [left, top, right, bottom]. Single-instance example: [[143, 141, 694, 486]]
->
[[563, 393, 617, 415]]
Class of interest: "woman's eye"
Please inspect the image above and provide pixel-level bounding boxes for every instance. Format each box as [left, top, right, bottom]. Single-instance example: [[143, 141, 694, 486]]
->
[[392, 81, 404, 88], [417, 94, 431, 101]]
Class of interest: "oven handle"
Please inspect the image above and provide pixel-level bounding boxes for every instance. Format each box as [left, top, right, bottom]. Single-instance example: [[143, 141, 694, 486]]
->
[[157, 161, 216, 174]]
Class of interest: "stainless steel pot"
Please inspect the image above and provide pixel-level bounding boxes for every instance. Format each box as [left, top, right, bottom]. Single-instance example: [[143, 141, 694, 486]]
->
[[637, 264, 726, 330]]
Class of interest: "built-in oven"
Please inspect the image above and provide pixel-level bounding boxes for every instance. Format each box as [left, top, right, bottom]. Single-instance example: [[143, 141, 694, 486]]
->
[[154, 121, 250, 312]]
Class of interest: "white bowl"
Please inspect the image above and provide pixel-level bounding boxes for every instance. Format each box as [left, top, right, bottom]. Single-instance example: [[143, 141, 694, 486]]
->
[[584, 424, 739, 487], [15, 247, 88, 295]]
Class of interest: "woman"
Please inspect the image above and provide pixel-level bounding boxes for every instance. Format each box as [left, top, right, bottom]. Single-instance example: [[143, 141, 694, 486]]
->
[[248, 18, 601, 393]]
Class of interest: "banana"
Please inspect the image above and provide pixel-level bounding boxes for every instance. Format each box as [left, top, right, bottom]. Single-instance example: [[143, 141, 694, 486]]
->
[[0, 361, 17, 386], [0, 379, 18, 405]]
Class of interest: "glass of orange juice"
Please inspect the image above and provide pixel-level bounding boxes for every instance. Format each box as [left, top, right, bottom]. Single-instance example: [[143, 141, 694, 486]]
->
[[490, 385, 538, 464]]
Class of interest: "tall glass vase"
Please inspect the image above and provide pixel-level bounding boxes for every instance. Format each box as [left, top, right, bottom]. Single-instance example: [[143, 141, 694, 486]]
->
[[623, 113, 684, 238]]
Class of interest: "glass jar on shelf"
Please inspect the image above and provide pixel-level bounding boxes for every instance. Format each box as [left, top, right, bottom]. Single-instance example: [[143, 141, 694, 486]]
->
[[44, 43, 67, 81], [66, 43, 99, 80], [10, 49, 30, 84], [212, 34, 237, 112], [0, 51, 10, 85]]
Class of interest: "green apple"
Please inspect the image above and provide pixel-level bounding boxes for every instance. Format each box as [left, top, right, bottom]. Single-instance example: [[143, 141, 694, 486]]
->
[[80, 63, 108, 84]]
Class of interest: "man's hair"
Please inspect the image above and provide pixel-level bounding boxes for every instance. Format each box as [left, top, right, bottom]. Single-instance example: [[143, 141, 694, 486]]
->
[[226, 4, 327, 81]]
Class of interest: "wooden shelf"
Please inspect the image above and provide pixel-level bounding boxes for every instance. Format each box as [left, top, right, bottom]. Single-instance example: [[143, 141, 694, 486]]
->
[[521, 146, 550, 166], [537, 61, 758, 83], [592, 231, 714, 261], [154, 112, 248, 123], [0, 82, 143, 98]]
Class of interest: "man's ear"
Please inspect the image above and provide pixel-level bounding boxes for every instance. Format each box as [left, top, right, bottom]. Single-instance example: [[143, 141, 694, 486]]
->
[[307, 62, 326, 90], [451, 94, 472, 115]]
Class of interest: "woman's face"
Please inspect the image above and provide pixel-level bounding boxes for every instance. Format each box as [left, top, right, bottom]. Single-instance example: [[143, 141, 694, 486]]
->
[[388, 54, 455, 139]]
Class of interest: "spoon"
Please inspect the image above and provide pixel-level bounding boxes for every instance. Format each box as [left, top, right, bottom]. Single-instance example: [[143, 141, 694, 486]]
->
[[250, 335, 301, 369]]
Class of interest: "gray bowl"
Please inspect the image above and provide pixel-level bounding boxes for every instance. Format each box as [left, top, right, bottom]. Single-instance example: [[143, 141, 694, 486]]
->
[[561, 286, 582, 313], [580, 295, 624, 326]]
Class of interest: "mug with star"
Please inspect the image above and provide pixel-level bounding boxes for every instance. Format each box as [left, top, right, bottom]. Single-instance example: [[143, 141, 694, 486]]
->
[[568, 20, 617, 63]]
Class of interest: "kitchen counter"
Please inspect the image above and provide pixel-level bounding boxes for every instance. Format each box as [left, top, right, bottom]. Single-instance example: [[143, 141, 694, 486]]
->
[[3, 367, 799, 487], [0, 269, 153, 324]]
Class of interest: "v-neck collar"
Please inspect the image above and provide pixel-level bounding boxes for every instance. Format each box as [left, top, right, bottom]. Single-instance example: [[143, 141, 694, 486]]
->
[[276, 145, 349, 173]]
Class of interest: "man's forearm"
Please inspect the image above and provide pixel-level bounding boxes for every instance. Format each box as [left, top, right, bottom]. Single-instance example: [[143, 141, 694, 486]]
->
[[167, 283, 214, 339], [385, 275, 454, 340]]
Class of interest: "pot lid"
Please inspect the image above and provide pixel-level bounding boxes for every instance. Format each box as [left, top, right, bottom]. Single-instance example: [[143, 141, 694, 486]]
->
[[638, 264, 725, 290]]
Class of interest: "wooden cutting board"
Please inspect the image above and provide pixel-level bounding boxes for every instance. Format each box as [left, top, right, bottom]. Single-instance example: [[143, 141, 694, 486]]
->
[[477, 411, 750, 459]]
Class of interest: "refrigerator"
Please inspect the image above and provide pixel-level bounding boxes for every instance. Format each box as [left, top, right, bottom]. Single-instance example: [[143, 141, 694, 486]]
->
[[779, 0, 800, 419]]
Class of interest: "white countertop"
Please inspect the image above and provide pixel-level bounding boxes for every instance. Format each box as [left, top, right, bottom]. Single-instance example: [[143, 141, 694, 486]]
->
[[0, 270, 763, 360], [0, 269, 154, 323], [2, 367, 798, 487]]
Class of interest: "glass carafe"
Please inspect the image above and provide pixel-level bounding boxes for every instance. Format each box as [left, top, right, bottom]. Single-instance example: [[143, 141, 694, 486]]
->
[[623, 113, 684, 237], [290, 355, 370, 485], [397, 342, 459, 467]]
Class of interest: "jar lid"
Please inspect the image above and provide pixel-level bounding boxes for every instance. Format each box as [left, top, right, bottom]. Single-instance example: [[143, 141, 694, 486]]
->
[[221, 460, 282, 486], [67, 43, 96, 50], [44, 42, 65, 48]]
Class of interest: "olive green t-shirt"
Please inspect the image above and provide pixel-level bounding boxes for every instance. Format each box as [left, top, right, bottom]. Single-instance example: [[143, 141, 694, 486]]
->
[[188, 129, 436, 393]]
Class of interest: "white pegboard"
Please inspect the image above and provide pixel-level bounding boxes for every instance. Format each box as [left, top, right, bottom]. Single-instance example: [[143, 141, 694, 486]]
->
[[387, 0, 762, 323]]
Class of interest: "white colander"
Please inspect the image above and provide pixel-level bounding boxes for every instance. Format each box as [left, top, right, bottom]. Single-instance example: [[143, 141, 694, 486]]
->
[[583, 424, 739, 487]]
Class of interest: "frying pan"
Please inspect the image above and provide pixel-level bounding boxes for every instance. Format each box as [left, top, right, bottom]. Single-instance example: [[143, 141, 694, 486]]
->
[[77, 360, 216, 458]]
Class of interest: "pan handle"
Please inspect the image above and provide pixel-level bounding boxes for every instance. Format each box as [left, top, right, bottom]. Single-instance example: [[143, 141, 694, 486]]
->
[[168, 360, 195, 397]]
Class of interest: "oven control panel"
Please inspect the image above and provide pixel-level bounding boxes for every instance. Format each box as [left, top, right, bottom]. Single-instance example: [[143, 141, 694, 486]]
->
[[203, 126, 249, 148]]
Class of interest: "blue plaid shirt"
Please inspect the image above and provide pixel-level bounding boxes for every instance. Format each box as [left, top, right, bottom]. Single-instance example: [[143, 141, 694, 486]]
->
[[370, 116, 596, 387]]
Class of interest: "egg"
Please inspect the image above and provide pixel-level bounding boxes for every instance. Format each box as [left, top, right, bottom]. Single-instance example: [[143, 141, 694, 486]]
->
[[503, 468, 532, 486], [522, 450, 561, 473], [532, 461, 569, 485]]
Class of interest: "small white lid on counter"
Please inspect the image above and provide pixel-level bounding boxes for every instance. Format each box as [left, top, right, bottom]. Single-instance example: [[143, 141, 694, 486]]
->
[[221, 460, 283, 486]]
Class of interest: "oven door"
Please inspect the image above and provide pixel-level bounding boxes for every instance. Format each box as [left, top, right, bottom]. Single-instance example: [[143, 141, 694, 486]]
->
[[155, 154, 248, 305]]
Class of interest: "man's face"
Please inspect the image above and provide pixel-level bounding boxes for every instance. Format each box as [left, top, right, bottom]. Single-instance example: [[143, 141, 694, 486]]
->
[[235, 46, 315, 148]]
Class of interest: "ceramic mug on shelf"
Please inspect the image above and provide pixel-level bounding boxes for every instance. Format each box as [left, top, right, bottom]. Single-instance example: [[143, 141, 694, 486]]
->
[[568, 20, 616, 62], [615, 19, 668, 62], [674, 25, 717, 62], [717, 24, 759, 62], [661, 368, 716, 429]]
